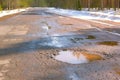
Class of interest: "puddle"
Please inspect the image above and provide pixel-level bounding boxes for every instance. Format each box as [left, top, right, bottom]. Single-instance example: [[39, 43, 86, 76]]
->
[[79, 51, 103, 62], [54, 50, 88, 64], [97, 41, 118, 46], [54, 50, 103, 64]]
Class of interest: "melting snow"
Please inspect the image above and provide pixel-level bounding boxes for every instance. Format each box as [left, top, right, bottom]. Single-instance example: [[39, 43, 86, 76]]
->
[[43, 26, 49, 31], [54, 50, 88, 64], [47, 8, 120, 22], [0, 8, 29, 17], [49, 37, 63, 47]]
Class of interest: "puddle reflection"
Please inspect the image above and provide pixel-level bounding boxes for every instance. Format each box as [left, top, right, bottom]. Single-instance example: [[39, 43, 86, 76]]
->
[[54, 50, 103, 64]]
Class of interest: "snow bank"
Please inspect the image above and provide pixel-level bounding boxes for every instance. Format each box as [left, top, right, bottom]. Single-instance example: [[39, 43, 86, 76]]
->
[[54, 50, 88, 64], [47, 8, 120, 22], [0, 8, 29, 17]]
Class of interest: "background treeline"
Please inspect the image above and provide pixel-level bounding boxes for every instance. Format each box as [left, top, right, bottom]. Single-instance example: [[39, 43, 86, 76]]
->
[[0, 0, 120, 10]]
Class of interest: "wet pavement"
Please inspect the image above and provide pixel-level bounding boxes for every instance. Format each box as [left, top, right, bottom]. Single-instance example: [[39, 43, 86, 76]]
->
[[0, 7, 120, 80]]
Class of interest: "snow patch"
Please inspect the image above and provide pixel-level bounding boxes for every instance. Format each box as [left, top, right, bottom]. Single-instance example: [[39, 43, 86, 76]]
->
[[47, 8, 120, 22], [43, 25, 49, 30], [49, 37, 63, 47], [47, 8, 120, 36], [0, 8, 29, 17], [38, 37, 63, 48], [54, 50, 88, 64]]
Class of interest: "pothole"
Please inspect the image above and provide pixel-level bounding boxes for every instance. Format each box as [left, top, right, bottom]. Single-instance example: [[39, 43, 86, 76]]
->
[[70, 38, 84, 43], [86, 35, 96, 39], [54, 50, 103, 64], [97, 41, 118, 46], [48, 26, 52, 29], [79, 51, 103, 62]]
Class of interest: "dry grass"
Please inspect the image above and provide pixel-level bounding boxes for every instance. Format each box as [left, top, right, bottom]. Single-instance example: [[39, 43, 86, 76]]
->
[[86, 35, 96, 39], [97, 41, 118, 46], [73, 51, 103, 62]]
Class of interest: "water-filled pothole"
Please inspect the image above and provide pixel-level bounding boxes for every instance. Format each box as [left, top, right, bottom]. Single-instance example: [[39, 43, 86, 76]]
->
[[97, 41, 118, 46], [86, 35, 96, 39], [54, 50, 103, 64]]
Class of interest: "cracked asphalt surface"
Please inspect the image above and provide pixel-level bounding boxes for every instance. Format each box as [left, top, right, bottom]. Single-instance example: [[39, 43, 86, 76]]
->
[[0, 8, 120, 80]]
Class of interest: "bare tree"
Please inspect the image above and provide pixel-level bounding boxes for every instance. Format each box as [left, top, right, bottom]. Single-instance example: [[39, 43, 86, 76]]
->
[[88, 0, 91, 10], [101, 0, 104, 10]]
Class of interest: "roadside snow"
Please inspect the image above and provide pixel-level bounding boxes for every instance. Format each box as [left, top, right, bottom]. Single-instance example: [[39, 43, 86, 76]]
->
[[47, 8, 120, 22], [0, 8, 29, 17], [54, 50, 88, 64]]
